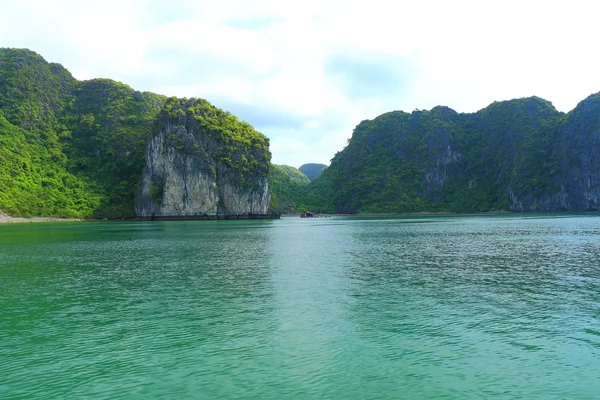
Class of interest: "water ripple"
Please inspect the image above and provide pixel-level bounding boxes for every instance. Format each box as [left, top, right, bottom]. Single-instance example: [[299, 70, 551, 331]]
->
[[1, 216, 599, 399]]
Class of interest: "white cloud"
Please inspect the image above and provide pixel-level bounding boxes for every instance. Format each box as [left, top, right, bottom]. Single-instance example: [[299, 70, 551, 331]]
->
[[2, 0, 600, 167]]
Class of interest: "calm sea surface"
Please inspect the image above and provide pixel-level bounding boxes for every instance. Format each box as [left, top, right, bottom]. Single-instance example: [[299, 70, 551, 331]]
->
[[1, 214, 599, 399]]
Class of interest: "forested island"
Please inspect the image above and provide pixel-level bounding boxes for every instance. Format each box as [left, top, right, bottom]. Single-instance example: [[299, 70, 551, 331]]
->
[[298, 95, 600, 213], [0, 48, 272, 219], [1, 48, 599, 218], [272, 97, 600, 214]]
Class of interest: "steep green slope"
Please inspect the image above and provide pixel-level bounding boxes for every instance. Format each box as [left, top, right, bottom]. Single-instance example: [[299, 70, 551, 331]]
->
[[269, 165, 310, 213], [278, 165, 310, 185], [299, 163, 327, 181], [0, 114, 100, 217], [309, 108, 457, 213], [0, 49, 167, 217], [442, 97, 562, 211], [0, 48, 74, 132], [0, 48, 101, 217]]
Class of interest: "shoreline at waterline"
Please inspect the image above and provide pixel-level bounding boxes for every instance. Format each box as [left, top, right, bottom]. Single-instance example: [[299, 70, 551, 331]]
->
[[280, 209, 600, 218], [2, 209, 596, 224], [0, 215, 86, 224], [0, 212, 281, 224]]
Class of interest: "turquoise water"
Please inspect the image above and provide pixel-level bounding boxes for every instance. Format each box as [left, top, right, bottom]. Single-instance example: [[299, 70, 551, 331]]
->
[[1, 214, 599, 399]]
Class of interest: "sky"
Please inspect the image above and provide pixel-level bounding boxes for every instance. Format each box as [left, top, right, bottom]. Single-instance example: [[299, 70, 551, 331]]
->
[[2, 0, 600, 167]]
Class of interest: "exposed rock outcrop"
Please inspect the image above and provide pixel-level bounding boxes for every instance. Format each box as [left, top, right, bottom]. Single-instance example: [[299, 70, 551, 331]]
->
[[136, 98, 272, 219]]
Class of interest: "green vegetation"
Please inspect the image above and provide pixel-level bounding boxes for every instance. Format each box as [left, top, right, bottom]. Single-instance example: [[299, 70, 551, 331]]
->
[[278, 165, 310, 185], [0, 114, 100, 217], [66, 79, 167, 217], [269, 165, 310, 213], [0, 48, 100, 217]]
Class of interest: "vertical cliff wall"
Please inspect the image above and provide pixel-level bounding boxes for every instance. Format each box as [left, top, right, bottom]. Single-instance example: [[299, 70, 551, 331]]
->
[[136, 98, 272, 218]]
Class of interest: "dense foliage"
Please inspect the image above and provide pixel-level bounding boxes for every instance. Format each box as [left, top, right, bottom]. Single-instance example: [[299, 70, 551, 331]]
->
[[269, 165, 310, 213], [0, 48, 100, 217], [0, 114, 100, 217], [0, 48, 271, 218], [66, 79, 167, 217]]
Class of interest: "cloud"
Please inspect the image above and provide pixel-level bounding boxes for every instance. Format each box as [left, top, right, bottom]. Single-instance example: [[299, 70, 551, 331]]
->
[[211, 100, 307, 131], [2, 0, 600, 167], [325, 54, 412, 100], [227, 17, 281, 30]]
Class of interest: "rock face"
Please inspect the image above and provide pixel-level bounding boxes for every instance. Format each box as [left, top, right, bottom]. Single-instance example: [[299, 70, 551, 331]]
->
[[136, 98, 272, 219]]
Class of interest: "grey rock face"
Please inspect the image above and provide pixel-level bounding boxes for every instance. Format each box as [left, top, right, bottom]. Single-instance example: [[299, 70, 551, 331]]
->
[[136, 108, 271, 218], [136, 133, 219, 217], [424, 142, 462, 202]]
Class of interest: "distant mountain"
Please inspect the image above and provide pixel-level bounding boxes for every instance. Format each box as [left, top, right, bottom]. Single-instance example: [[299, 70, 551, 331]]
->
[[299, 163, 327, 181], [303, 94, 600, 213], [276, 165, 310, 186]]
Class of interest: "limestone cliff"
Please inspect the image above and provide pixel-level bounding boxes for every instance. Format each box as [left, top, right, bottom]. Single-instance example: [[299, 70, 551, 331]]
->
[[136, 98, 272, 219]]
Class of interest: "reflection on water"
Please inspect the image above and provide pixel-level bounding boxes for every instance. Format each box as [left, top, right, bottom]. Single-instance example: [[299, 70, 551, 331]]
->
[[1, 214, 599, 399]]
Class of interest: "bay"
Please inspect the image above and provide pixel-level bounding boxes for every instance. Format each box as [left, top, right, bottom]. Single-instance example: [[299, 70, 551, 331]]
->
[[1, 214, 599, 399]]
